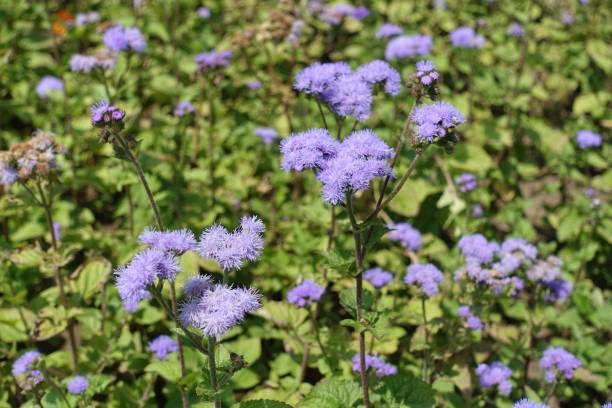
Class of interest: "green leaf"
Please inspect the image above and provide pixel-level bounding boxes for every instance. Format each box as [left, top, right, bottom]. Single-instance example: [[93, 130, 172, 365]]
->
[[297, 379, 361, 408], [376, 374, 435, 408], [238, 400, 293, 408], [225, 337, 261, 364], [339, 288, 374, 318], [75, 258, 111, 300], [324, 248, 355, 274], [362, 221, 391, 251], [145, 360, 181, 382]]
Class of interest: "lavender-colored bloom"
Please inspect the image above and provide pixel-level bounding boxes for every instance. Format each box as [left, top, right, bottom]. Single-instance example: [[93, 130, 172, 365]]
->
[[602, 403, 612, 408], [476, 362, 513, 395], [500, 238, 537, 260], [507, 23, 525, 37], [411, 101, 466, 143], [458, 234, 499, 263], [541, 279, 572, 302], [376, 23, 402, 39], [404, 263, 444, 297], [75, 11, 100, 26], [325, 73, 373, 121], [280, 128, 339, 172], [356, 60, 401, 96], [527, 256, 562, 282], [246, 80, 263, 90], [254, 127, 278, 145], [198, 7, 211, 18], [415, 60, 439, 85], [52, 221, 62, 241], [287, 279, 325, 307], [36, 76, 64, 98], [351, 354, 397, 377], [455, 173, 477, 192], [561, 10, 574, 25], [472, 204, 483, 217], [19, 369, 43, 390], [457, 305, 484, 330], [194, 50, 232, 71], [1, 162, 18, 185], [139, 228, 197, 253], [70, 54, 99, 73], [432, 0, 447, 8], [450, 26, 485, 48], [294, 62, 352, 96], [539, 347, 581, 382], [320, 4, 369, 25], [90, 100, 125, 125], [575, 129, 602, 149], [67, 376, 89, 395], [179, 284, 261, 339], [174, 101, 195, 116], [125, 27, 146, 52], [457, 305, 471, 317], [148, 335, 179, 360], [385, 35, 433, 60], [104, 25, 146, 52], [287, 20, 305, 43], [386, 222, 422, 251], [364, 268, 393, 287], [12, 351, 42, 376], [514, 399, 549, 408], [183, 275, 213, 298]]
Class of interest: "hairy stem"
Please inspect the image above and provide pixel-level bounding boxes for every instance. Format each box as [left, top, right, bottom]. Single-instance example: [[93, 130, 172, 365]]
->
[[421, 297, 429, 383], [208, 337, 221, 408], [171, 282, 191, 408]]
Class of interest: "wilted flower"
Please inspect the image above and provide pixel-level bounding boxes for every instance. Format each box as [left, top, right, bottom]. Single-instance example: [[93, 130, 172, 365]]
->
[[148, 335, 179, 360], [0, 130, 62, 185], [476, 362, 513, 395], [450, 26, 485, 48], [539, 347, 581, 382], [376, 23, 402, 39], [385, 34, 433, 60], [404, 263, 444, 297], [386, 222, 422, 251], [254, 127, 278, 145], [67, 376, 89, 395], [527, 256, 562, 282], [575, 130, 602, 149], [364, 268, 393, 288], [36, 76, 64, 98], [287, 279, 325, 306], [351, 354, 397, 377]]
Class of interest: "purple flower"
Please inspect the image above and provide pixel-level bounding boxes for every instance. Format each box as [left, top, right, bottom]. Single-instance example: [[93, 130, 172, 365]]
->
[[376, 23, 402, 39], [148, 335, 179, 360], [139, 228, 197, 253], [507, 23, 525, 37], [18, 369, 43, 390], [324, 73, 373, 121], [457, 305, 484, 330], [75, 11, 100, 26], [450, 27, 485, 48], [561, 10, 574, 25], [541, 279, 572, 302], [0, 162, 18, 185], [500, 238, 537, 260], [476, 362, 513, 395], [356, 60, 401, 96], [36, 76, 64, 98], [246, 80, 263, 90], [386, 222, 422, 251], [458, 234, 499, 263], [174, 101, 195, 116], [294, 62, 352, 96], [70, 54, 100, 73], [67, 376, 89, 395], [351, 354, 397, 377], [514, 399, 549, 408], [179, 283, 261, 339], [280, 128, 339, 172], [364, 268, 393, 288], [52, 221, 62, 241], [194, 50, 232, 71], [472, 204, 483, 217], [287, 279, 325, 307], [320, 4, 369, 25], [411, 101, 466, 143], [575, 130, 602, 149], [432, 0, 447, 8], [385, 35, 433, 60], [198, 7, 211, 18], [539, 347, 581, 382], [527, 256, 562, 282], [254, 127, 278, 145], [602, 403, 612, 408], [90, 100, 125, 125], [12, 351, 42, 376], [124, 27, 147, 52], [183, 275, 213, 298], [455, 173, 477, 192], [104, 25, 146, 52], [404, 263, 444, 297], [415, 60, 439, 85]]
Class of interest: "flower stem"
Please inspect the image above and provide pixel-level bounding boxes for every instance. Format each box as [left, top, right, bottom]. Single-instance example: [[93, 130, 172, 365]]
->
[[171, 281, 191, 408], [421, 297, 429, 383], [208, 336, 221, 408]]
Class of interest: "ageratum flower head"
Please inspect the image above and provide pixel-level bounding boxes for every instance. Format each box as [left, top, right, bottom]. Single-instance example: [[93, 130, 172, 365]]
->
[[174, 101, 195, 117], [294, 62, 352, 96], [376, 23, 402, 39], [575, 129, 602, 149], [541, 279, 572, 302], [351, 354, 397, 377], [280, 128, 340, 171], [356, 60, 401, 96], [320, 4, 369, 25], [411, 101, 466, 144], [148, 335, 179, 360], [404, 263, 444, 297], [539, 347, 581, 382], [363, 267, 393, 288], [198, 7, 211, 18], [514, 400, 549, 408], [198, 216, 265, 270], [458, 234, 499, 263], [194, 50, 232, 71], [472, 204, 483, 217], [324, 73, 373, 121], [90, 100, 126, 126], [12, 350, 42, 376], [179, 282, 261, 339], [75, 11, 99, 26], [254, 127, 279, 145], [385, 34, 433, 60], [246, 80, 263, 90], [507, 23, 525, 37], [415, 60, 440, 86], [450, 26, 485, 48], [36, 76, 64, 99], [183, 275, 213, 298], [527, 255, 562, 282], [287, 279, 325, 307], [104, 25, 146, 52], [476, 362, 513, 395], [139, 228, 197, 253], [457, 305, 484, 330], [70, 55, 100, 73], [455, 173, 477, 192], [386, 222, 422, 251], [67, 376, 89, 395]]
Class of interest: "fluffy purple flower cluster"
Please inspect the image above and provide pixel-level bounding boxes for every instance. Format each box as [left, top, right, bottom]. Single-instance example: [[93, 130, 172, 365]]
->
[[12, 350, 42, 376], [287, 279, 326, 307], [411, 101, 466, 143], [457, 305, 484, 331], [526, 255, 562, 282], [294, 60, 400, 122], [455, 172, 477, 192], [103, 25, 146, 52], [319, 4, 369, 25], [67, 376, 89, 395], [281, 128, 393, 204], [351, 354, 397, 377], [198, 7, 211, 18], [75, 11, 99, 25], [575, 129, 602, 149], [385, 34, 433, 60], [148, 335, 179, 360], [36, 76, 64, 99], [450, 26, 485, 48], [246, 80, 263, 90], [415, 60, 439, 85], [541, 279, 573, 302], [90, 100, 126, 126], [376, 23, 402, 39], [458, 234, 499, 263], [432, 0, 447, 9], [364, 268, 393, 288], [254, 127, 279, 145], [179, 279, 261, 339], [404, 263, 444, 297], [386, 222, 422, 251], [194, 50, 232, 71], [539, 347, 581, 382], [507, 23, 525, 37], [174, 101, 195, 116], [139, 228, 197, 253], [475, 362, 513, 395], [514, 399, 549, 408]]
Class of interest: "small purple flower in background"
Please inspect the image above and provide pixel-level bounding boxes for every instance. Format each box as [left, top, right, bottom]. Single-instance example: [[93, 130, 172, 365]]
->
[[0, 161, 18, 185], [507, 23, 525, 37], [67, 376, 89, 395], [602, 403, 612, 408], [90, 100, 126, 125], [70, 54, 100, 73], [246, 80, 263, 90], [148, 335, 179, 360], [527, 255, 562, 282], [139, 228, 197, 253], [280, 128, 339, 172], [457, 305, 484, 330], [287, 20, 305, 43], [386, 222, 422, 251], [173, 101, 195, 117], [450, 26, 485, 48], [472, 204, 483, 217], [356, 60, 401, 96], [541, 279, 572, 302], [455, 173, 477, 192], [320, 4, 369, 25], [351, 354, 397, 377], [36, 76, 64, 99], [385, 34, 433, 60], [12, 350, 42, 376], [254, 127, 279, 145], [183, 275, 213, 298], [75, 11, 100, 26], [432, 0, 447, 8], [52, 221, 62, 241], [415, 60, 439, 85], [104, 25, 146, 52], [575, 129, 602, 149], [376, 23, 402, 39], [404, 263, 444, 297], [561, 9, 574, 25], [364, 268, 393, 287], [287, 279, 325, 307], [198, 6, 211, 18], [458, 234, 499, 263], [539, 347, 581, 382], [411, 101, 466, 143], [514, 399, 549, 408], [476, 362, 513, 395], [19, 369, 43, 390], [194, 50, 232, 71]]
